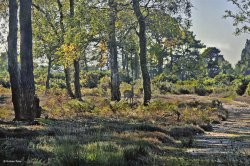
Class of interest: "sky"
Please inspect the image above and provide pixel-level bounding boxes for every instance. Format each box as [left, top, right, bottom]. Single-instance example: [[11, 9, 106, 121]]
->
[[190, 0, 249, 66]]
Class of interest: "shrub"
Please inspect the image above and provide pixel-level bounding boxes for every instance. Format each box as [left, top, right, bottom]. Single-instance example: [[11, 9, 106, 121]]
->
[[98, 76, 110, 96], [168, 125, 204, 139], [194, 84, 212, 96], [0, 79, 10, 88], [123, 145, 149, 165], [67, 99, 95, 112], [144, 99, 178, 112], [203, 77, 216, 86], [245, 82, 250, 96], [81, 71, 110, 88], [152, 73, 178, 85], [178, 86, 192, 94], [119, 71, 133, 83], [110, 101, 130, 112], [158, 82, 172, 94], [214, 74, 235, 86], [53, 140, 85, 166], [235, 80, 248, 96]]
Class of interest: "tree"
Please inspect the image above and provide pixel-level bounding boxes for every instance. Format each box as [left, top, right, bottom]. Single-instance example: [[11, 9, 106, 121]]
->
[[56, 0, 74, 98], [172, 31, 205, 80], [19, 0, 39, 120], [132, 0, 151, 105], [32, 1, 60, 91], [8, 0, 21, 120], [201, 47, 233, 78], [70, 0, 82, 100], [108, 0, 121, 101], [224, 0, 250, 35], [235, 39, 250, 75]]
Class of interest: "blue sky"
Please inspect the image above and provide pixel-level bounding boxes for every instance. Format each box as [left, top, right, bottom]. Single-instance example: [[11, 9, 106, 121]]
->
[[190, 0, 249, 65]]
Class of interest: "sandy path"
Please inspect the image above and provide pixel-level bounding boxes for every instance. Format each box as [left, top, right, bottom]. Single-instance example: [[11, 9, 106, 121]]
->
[[187, 100, 250, 156]]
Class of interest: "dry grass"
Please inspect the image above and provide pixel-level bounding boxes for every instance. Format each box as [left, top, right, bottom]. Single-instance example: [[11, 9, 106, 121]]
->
[[0, 86, 248, 165]]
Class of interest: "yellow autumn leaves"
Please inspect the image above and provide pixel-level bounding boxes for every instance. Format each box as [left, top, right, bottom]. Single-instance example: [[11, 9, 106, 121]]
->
[[56, 40, 108, 69], [56, 43, 78, 68]]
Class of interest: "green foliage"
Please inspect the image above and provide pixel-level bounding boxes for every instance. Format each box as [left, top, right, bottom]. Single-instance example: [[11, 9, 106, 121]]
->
[[245, 82, 250, 96], [119, 71, 133, 83], [158, 82, 173, 94], [0, 53, 9, 88], [235, 79, 249, 96], [224, 0, 250, 35], [53, 140, 125, 166], [214, 74, 235, 86], [194, 83, 213, 96], [81, 71, 110, 88], [53, 140, 83, 166], [123, 145, 149, 165], [67, 99, 95, 112], [110, 101, 130, 112], [153, 74, 178, 84], [178, 86, 193, 94], [144, 99, 178, 112]]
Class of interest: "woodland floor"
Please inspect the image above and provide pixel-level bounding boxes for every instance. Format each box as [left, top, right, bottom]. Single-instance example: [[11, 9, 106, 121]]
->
[[0, 93, 250, 165]]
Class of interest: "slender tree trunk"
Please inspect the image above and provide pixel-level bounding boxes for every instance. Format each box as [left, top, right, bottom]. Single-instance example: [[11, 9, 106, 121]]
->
[[8, 0, 21, 120], [83, 51, 88, 71], [170, 48, 173, 72], [64, 67, 74, 97], [122, 47, 126, 71], [134, 52, 140, 79], [108, 0, 121, 101], [74, 59, 81, 99], [57, 0, 74, 97], [19, 0, 37, 120], [45, 56, 52, 90], [132, 0, 151, 105], [156, 39, 163, 75], [130, 52, 134, 80], [70, 0, 82, 100], [157, 56, 163, 75], [126, 52, 129, 78]]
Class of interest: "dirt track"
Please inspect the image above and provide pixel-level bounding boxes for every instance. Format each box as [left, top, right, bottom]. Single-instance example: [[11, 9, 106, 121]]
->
[[187, 99, 250, 156]]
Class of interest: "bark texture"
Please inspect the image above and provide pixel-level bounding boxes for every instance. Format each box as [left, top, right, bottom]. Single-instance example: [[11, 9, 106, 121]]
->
[[8, 0, 21, 120], [108, 0, 121, 101], [132, 0, 152, 105], [45, 56, 52, 90], [19, 0, 38, 120]]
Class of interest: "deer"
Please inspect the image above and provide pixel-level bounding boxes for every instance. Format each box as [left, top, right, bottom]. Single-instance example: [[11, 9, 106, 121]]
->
[[123, 84, 134, 104]]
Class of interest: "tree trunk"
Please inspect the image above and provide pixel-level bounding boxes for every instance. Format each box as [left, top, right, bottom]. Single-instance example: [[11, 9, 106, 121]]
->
[[121, 47, 126, 71], [126, 52, 129, 78], [108, 0, 121, 101], [57, 0, 74, 97], [45, 56, 52, 91], [157, 56, 163, 75], [8, 0, 21, 120], [132, 0, 151, 105], [170, 48, 173, 72], [156, 39, 163, 75], [83, 51, 88, 71], [19, 0, 38, 120], [70, 0, 82, 100], [64, 67, 74, 98], [134, 52, 140, 80], [74, 59, 81, 99], [130, 52, 134, 80]]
